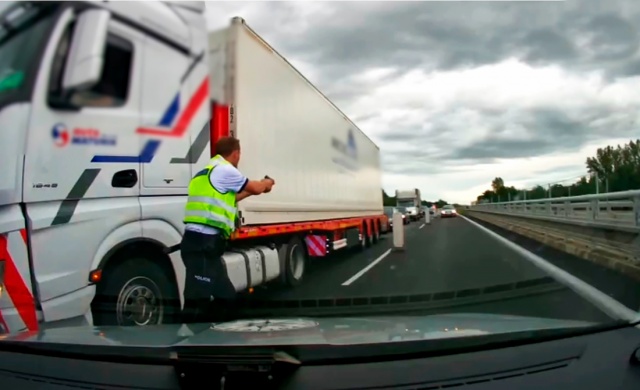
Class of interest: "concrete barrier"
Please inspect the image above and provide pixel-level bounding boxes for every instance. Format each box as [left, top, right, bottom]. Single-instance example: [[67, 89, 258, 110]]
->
[[466, 210, 640, 281], [392, 212, 405, 251]]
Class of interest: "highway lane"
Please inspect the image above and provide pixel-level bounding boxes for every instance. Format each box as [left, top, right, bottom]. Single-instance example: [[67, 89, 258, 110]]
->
[[468, 215, 640, 313], [242, 215, 640, 324]]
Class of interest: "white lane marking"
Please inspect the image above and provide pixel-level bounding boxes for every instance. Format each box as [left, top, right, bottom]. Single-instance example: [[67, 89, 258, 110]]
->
[[419, 223, 425, 229], [460, 215, 638, 322], [341, 249, 392, 286]]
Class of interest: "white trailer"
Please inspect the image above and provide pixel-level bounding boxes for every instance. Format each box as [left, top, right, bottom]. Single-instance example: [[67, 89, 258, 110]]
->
[[210, 18, 383, 226]]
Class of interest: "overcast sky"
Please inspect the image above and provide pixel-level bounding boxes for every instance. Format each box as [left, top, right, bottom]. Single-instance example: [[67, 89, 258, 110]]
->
[[205, 1, 639, 204]]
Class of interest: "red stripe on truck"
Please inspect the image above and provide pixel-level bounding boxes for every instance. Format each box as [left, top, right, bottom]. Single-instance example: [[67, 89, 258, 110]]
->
[[232, 216, 385, 241], [136, 78, 209, 137], [0, 234, 38, 331]]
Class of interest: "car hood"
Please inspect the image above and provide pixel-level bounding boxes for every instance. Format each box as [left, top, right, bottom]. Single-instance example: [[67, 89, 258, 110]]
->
[[1, 313, 594, 347]]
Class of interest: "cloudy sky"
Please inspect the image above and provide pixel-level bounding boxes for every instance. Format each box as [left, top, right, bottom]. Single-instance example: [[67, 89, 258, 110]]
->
[[205, 1, 640, 204]]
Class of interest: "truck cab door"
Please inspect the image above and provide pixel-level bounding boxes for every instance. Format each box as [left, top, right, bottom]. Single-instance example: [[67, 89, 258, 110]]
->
[[23, 9, 144, 322], [139, 38, 203, 193]]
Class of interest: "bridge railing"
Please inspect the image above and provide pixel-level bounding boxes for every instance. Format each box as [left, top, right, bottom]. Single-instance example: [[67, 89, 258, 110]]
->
[[469, 190, 640, 233]]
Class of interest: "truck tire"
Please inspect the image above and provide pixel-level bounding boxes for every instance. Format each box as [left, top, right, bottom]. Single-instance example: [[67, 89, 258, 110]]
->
[[360, 227, 371, 250], [279, 236, 306, 287], [371, 223, 380, 244], [92, 257, 178, 327]]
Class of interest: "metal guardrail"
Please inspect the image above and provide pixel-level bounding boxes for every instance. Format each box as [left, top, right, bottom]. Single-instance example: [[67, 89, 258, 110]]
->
[[469, 190, 640, 233]]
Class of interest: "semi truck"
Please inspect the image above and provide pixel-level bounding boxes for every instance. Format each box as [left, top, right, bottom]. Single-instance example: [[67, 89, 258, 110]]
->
[[395, 189, 423, 221], [0, 1, 386, 333]]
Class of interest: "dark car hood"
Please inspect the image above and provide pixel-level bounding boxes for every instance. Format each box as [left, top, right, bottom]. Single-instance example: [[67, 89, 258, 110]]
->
[[1, 313, 594, 347]]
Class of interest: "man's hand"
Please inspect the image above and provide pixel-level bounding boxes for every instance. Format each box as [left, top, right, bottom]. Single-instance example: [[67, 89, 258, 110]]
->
[[262, 177, 275, 193]]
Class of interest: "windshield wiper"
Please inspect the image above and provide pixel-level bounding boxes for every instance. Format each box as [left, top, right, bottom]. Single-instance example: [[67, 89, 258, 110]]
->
[[173, 349, 300, 390]]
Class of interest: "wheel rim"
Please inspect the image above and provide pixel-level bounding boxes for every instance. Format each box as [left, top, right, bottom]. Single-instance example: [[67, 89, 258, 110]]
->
[[116, 277, 164, 326], [289, 244, 305, 281]]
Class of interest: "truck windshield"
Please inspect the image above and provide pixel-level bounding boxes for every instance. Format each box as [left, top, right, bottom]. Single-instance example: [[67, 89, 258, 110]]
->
[[0, 2, 56, 98], [397, 200, 414, 207]]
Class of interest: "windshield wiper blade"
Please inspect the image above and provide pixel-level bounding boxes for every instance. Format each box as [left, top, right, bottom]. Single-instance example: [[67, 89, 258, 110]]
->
[[173, 348, 300, 390]]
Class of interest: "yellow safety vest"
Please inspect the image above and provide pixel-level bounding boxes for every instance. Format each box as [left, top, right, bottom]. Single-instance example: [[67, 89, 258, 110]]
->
[[183, 155, 238, 238]]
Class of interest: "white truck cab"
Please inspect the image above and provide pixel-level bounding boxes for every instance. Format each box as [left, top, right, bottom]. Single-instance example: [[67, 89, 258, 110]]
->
[[0, 1, 211, 332], [395, 189, 423, 222]]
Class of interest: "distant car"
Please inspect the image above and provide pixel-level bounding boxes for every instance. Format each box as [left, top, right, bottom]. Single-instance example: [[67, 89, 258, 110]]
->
[[394, 207, 410, 225], [440, 204, 458, 218], [405, 206, 420, 221], [385, 207, 409, 229], [382, 207, 394, 232]]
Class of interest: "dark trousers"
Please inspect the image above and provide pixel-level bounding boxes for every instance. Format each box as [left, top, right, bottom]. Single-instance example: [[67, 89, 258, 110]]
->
[[180, 230, 237, 324]]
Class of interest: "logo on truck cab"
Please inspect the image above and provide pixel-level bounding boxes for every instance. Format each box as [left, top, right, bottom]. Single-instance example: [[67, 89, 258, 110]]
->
[[52, 123, 117, 147]]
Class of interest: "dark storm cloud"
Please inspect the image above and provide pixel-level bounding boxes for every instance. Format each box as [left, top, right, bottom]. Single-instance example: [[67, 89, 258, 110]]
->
[[208, 0, 640, 199], [447, 107, 632, 162], [261, 0, 640, 84]]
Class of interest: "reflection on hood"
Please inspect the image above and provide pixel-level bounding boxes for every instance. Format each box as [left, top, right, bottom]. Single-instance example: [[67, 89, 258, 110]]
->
[[1, 313, 594, 347]]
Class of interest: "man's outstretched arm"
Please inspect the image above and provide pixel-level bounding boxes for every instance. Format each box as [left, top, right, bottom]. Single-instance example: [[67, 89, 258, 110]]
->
[[236, 178, 274, 202]]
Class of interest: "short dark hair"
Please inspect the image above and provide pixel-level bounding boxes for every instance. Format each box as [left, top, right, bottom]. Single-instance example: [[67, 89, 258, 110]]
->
[[215, 136, 240, 157]]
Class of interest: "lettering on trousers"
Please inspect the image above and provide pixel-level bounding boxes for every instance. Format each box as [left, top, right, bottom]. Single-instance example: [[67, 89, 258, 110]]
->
[[194, 275, 212, 283]]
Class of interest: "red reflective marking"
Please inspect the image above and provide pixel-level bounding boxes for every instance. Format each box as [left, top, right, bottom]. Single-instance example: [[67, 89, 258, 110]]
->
[[305, 235, 326, 257], [136, 78, 209, 137], [210, 103, 229, 157], [0, 234, 38, 331], [19, 229, 26, 244]]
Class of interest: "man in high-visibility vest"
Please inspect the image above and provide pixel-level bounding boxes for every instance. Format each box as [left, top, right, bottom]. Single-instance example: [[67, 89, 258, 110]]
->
[[180, 136, 275, 324]]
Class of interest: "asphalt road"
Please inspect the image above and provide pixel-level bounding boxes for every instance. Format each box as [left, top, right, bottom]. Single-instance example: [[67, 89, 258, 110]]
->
[[240, 214, 640, 324]]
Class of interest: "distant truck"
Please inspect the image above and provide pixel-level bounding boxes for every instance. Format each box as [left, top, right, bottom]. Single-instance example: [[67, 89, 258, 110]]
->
[[395, 189, 423, 221]]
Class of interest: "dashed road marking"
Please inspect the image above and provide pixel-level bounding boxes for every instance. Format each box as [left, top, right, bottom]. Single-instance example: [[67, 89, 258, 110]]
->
[[342, 249, 392, 286]]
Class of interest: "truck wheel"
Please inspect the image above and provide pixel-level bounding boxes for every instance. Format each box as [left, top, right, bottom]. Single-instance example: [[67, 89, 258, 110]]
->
[[371, 223, 380, 244], [360, 228, 371, 250], [279, 236, 306, 287], [93, 257, 177, 327]]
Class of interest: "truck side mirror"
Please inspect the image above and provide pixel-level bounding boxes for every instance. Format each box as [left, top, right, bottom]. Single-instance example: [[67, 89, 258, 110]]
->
[[62, 9, 110, 91]]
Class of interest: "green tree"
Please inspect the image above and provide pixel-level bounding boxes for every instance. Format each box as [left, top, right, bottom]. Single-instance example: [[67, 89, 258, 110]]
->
[[382, 189, 396, 206], [586, 140, 640, 192], [475, 138, 640, 203], [491, 177, 504, 193]]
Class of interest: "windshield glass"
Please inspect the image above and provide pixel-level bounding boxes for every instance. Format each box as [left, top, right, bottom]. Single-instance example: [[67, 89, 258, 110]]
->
[[0, 2, 55, 97], [2, 0, 640, 365], [397, 199, 415, 207]]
